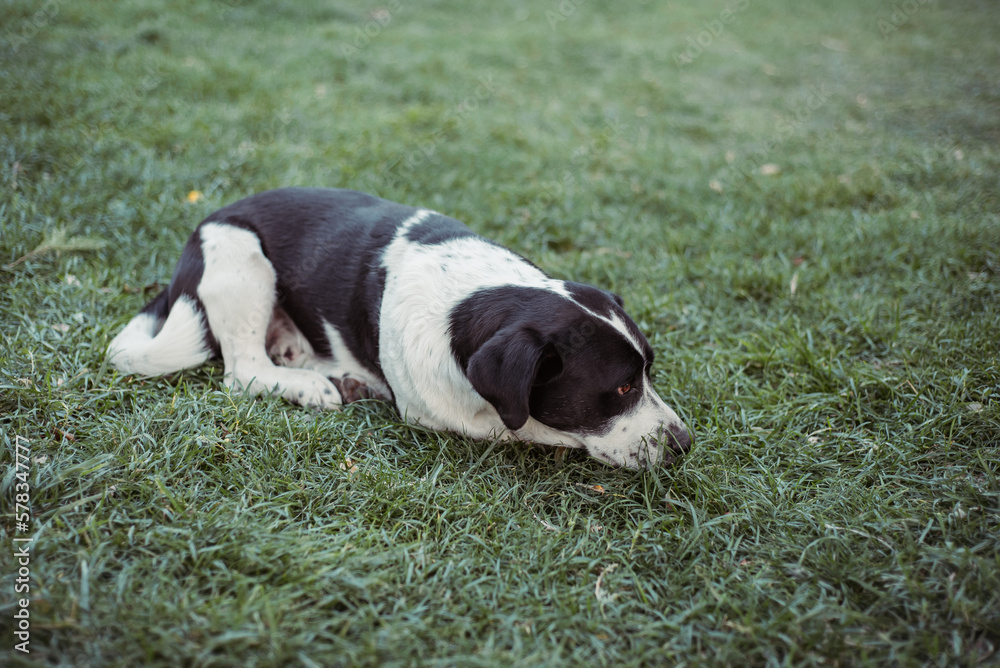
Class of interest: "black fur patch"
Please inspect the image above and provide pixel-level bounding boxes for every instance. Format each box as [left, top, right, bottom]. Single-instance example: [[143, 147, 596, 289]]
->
[[405, 214, 477, 245], [449, 286, 650, 435]]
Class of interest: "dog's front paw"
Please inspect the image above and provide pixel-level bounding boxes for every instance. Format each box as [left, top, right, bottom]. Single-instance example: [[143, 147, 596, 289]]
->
[[264, 370, 343, 409], [292, 374, 343, 409], [330, 376, 375, 404], [226, 367, 344, 409]]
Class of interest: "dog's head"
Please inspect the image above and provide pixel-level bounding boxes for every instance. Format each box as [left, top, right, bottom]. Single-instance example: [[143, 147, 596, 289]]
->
[[451, 283, 691, 469]]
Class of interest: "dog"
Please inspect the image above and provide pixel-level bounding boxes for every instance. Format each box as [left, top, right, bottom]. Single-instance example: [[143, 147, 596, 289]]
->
[[108, 188, 692, 468]]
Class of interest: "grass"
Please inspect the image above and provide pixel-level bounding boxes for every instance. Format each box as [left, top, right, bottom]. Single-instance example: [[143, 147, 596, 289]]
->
[[1, 0, 999, 664]]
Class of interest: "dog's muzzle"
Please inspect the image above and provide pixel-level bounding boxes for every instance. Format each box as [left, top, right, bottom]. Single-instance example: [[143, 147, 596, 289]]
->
[[653, 422, 693, 466]]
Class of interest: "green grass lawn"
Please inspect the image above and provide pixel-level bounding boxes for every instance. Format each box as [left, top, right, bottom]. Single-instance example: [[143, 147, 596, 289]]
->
[[2, 0, 999, 664]]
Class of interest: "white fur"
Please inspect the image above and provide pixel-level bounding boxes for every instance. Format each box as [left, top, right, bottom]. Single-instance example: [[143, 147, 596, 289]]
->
[[196, 223, 342, 408], [107, 296, 211, 376]]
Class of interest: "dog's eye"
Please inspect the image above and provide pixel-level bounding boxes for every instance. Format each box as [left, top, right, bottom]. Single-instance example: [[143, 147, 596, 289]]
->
[[617, 383, 632, 396]]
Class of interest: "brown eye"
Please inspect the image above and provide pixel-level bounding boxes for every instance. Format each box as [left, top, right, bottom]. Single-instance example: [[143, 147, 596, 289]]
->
[[617, 383, 631, 395]]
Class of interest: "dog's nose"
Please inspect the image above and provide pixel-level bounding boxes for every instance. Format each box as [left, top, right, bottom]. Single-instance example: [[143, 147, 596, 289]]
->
[[668, 422, 692, 454], [650, 422, 693, 467]]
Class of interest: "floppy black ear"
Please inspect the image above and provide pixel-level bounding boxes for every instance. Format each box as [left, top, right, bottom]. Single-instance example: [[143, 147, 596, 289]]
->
[[606, 291, 625, 308], [465, 326, 552, 431]]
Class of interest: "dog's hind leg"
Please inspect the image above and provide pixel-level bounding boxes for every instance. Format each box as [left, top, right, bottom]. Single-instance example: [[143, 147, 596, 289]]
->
[[264, 306, 389, 404], [196, 222, 342, 409]]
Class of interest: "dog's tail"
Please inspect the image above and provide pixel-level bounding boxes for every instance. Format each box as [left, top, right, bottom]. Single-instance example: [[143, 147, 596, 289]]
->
[[107, 289, 212, 376]]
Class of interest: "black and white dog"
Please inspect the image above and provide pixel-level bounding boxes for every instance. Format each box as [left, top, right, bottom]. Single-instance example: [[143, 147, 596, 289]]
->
[[108, 188, 691, 468]]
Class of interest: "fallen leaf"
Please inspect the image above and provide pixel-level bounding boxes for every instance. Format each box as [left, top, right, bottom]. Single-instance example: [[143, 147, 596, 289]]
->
[[576, 483, 605, 494], [525, 502, 560, 532], [5, 227, 107, 269], [709, 179, 723, 193], [594, 563, 617, 601], [789, 271, 799, 296], [759, 163, 781, 176], [553, 446, 569, 465]]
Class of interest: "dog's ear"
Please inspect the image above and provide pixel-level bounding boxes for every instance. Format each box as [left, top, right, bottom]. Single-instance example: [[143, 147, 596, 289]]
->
[[606, 291, 625, 308], [466, 326, 556, 431]]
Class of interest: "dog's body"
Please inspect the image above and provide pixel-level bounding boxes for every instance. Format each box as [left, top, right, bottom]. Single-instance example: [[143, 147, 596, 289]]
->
[[108, 188, 690, 468]]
